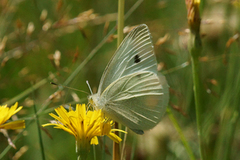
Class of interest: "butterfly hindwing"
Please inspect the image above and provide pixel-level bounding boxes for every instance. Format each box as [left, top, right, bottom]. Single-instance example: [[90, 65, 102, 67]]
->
[[101, 71, 169, 133]]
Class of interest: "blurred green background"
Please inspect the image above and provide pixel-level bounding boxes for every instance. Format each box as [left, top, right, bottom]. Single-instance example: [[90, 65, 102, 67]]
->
[[1, 0, 240, 160]]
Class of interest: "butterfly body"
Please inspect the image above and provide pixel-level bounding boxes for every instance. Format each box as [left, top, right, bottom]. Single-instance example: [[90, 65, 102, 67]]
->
[[88, 24, 169, 134]]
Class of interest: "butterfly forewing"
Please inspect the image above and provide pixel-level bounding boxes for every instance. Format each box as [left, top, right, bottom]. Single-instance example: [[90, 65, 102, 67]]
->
[[98, 24, 158, 94]]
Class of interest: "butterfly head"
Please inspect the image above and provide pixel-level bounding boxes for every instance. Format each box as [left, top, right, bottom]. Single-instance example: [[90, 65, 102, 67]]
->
[[88, 94, 104, 110]]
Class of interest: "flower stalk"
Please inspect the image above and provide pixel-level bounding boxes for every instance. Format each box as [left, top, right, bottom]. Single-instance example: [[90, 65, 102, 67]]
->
[[113, 0, 125, 160], [167, 107, 196, 160], [76, 138, 90, 160], [185, 0, 205, 159]]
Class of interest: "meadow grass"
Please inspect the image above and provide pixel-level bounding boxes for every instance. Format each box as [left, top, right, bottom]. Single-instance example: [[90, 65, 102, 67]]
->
[[1, 0, 240, 160]]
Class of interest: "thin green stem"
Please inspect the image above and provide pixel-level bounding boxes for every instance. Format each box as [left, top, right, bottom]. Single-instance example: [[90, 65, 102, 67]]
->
[[130, 135, 137, 160], [33, 102, 46, 160], [2, 78, 47, 106], [189, 33, 205, 160], [113, 122, 120, 160], [167, 107, 196, 160], [101, 136, 106, 160], [63, 29, 117, 86], [223, 112, 239, 160], [113, 1, 124, 160], [93, 145, 96, 160], [185, 1, 205, 159], [30, 85, 45, 160], [117, 0, 124, 46], [120, 127, 128, 160]]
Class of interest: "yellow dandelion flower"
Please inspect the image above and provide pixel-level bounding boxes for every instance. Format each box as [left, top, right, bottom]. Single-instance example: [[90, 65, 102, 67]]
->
[[42, 104, 126, 160], [0, 102, 25, 130]]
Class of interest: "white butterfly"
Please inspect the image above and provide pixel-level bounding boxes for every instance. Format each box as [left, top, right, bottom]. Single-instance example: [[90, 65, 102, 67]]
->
[[88, 24, 169, 134]]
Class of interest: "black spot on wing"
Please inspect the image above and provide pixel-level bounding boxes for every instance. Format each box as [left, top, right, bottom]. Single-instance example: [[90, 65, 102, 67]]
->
[[137, 73, 142, 78], [134, 55, 141, 63]]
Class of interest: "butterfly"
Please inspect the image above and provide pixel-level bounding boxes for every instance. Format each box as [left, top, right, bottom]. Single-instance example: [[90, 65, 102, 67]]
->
[[88, 24, 169, 134]]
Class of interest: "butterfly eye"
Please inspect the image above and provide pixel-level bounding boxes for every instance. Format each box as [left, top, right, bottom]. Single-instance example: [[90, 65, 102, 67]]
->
[[88, 97, 93, 104], [134, 54, 141, 63]]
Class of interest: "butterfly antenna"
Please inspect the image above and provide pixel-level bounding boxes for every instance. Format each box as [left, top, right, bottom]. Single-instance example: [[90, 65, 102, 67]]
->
[[86, 80, 93, 95], [50, 82, 89, 95]]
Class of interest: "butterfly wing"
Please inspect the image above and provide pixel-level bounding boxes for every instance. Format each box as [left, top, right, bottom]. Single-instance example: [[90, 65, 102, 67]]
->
[[101, 71, 169, 134], [90, 24, 169, 134], [98, 24, 158, 94]]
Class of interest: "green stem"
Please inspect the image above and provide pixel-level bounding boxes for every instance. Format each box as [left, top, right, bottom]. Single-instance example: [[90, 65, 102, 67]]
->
[[2, 78, 47, 106], [33, 103, 46, 160], [76, 139, 90, 160], [130, 135, 137, 160], [113, 0, 124, 160], [117, 0, 124, 46], [93, 145, 96, 160], [63, 29, 117, 86], [222, 112, 239, 160], [102, 136, 106, 160], [189, 33, 205, 159], [167, 107, 196, 160], [185, 0, 205, 158]]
